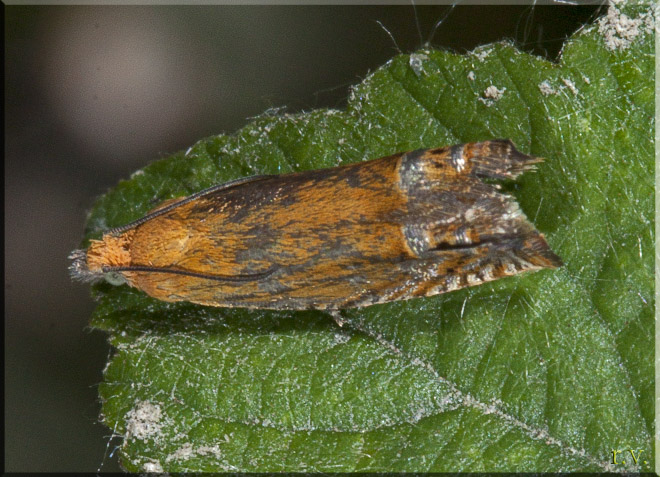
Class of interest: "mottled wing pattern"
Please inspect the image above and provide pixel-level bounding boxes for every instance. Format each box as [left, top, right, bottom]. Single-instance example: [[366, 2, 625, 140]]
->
[[71, 140, 561, 310]]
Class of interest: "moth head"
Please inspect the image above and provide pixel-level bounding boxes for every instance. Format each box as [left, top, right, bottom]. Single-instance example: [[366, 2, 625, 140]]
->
[[68, 232, 134, 286]]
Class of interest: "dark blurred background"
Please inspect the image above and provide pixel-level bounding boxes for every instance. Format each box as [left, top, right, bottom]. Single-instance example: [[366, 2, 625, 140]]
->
[[5, 4, 604, 472]]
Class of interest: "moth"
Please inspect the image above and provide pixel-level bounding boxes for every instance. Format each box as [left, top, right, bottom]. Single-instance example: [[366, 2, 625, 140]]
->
[[70, 140, 562, 311]]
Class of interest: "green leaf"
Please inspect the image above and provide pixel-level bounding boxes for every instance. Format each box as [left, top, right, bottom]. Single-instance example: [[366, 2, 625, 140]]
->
[[85, 3, 654, 472]]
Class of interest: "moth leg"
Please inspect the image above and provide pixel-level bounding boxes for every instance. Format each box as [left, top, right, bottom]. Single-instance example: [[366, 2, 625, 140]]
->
[[327, 310, 346, 327]]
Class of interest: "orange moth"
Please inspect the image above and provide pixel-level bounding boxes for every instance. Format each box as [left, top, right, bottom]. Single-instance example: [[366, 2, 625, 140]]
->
[[70, 140, 561, 312]]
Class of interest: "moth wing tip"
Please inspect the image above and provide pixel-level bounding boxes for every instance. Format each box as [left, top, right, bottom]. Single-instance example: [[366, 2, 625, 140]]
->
[[526, 234, 563, 269], [468, 139, 545, 180]]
